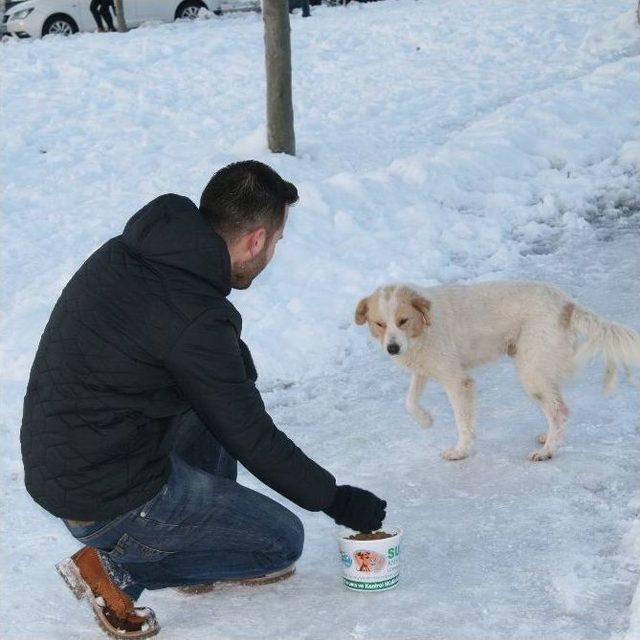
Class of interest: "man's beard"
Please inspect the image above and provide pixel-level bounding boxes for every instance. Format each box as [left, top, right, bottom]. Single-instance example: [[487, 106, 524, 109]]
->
[[230, 249, 269, 290]]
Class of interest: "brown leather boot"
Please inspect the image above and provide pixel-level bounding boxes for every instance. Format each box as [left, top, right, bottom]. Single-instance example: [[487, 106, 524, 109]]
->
[[56, 547, 159, 639], [176, 564, 296, 595]]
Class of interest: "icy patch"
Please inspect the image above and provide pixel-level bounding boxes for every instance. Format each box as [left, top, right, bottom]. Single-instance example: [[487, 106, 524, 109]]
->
[[550, 570, 582, 616]]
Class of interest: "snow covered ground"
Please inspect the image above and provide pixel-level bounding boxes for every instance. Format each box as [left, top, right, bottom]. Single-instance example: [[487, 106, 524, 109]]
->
[[1, 1, 639, 638]]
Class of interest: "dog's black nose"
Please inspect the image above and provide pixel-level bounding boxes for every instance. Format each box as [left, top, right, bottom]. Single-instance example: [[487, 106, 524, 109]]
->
[[387, 343, 400, 355]]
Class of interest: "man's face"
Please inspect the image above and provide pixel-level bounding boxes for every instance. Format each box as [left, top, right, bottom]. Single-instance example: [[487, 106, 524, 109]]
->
[[229, 209, 288, 290]]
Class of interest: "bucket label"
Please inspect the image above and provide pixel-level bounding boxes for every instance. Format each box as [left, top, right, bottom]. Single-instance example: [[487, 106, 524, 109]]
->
[[340, 552, 352, 568], [343, 575, 399, 591]]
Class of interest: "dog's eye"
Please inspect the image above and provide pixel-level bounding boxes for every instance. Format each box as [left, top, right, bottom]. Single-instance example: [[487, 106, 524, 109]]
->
[[375, 321, 386, 328], [398, 318, 408, 326]]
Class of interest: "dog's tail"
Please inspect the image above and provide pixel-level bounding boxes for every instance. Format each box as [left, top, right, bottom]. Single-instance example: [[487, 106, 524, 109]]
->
[[569, 303, 640, 394]]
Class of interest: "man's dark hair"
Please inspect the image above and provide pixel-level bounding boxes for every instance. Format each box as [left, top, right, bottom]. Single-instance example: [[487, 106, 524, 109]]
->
[[200, 161, 299, 240]]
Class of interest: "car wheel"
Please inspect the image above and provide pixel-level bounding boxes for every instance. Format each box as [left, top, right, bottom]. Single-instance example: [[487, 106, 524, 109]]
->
[[175, 1, 207, 20], [42, 14, 78, 37]]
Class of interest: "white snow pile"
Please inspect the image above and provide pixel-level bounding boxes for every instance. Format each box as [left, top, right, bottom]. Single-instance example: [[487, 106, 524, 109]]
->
[[1, 1, 639, 639], [217, 47, 640, 383], [2, 3, 639, 386]]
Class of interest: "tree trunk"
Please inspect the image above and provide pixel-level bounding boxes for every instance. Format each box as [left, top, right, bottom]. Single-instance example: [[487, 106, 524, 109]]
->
[[114, 0, 127, 32], [263, 0, 295, 155]]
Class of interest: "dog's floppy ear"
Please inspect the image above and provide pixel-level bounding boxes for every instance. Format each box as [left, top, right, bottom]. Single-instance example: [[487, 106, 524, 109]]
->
[[411, 294, 431, 326], [355, 296, 370, 325]]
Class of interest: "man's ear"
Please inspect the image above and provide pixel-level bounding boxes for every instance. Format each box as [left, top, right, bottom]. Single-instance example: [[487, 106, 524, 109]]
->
[[247, 227, 267, 258], [411, 295, 431, 326], [355, 297, 370, 325]]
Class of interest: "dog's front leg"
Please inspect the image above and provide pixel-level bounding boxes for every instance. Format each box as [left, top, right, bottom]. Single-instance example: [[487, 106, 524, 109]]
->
[[405, 373, 433, 428], [442, 376, 476, 460]]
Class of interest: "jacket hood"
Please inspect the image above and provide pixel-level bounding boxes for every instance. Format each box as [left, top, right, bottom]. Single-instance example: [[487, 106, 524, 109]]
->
[[121, 194, 231, 295]]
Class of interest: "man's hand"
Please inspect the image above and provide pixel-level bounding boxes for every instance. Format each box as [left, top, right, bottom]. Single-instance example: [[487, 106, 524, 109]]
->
[[323, 485, 387, 533]]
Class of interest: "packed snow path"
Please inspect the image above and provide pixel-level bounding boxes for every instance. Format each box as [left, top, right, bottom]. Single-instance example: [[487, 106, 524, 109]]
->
[[166, 228, 640, 640], [1, 1, 639, 638]]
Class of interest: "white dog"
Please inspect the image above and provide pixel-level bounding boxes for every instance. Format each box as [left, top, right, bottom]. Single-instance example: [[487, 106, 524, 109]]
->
[[355, 281, 640, 461]]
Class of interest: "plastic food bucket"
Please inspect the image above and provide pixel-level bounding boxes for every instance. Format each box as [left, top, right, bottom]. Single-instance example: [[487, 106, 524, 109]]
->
[[338, 527, 402, 592]]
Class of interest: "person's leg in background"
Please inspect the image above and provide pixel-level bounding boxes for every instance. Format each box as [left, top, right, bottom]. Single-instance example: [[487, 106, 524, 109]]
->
[[100, 0, 116, 32], [90, 0, 105, 30]]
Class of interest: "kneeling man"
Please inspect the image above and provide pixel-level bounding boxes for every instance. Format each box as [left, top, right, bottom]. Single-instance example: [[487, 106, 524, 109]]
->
[[21, 161, 386, 638]]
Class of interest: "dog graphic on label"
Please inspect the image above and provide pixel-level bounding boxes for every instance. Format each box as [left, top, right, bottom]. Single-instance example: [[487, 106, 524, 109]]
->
[[353, 550, 387, 572]]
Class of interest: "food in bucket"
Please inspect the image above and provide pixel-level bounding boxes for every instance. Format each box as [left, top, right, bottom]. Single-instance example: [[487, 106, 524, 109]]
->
[[347, 531, 393, 541]]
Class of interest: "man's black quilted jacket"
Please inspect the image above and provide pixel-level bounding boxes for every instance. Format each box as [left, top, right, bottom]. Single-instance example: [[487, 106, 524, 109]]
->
[[20, 194, 336, 520]]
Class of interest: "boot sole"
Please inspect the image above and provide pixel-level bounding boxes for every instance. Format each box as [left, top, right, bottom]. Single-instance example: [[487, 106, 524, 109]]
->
[[56, 558, 160, 639], [176, 565, 296, 595]]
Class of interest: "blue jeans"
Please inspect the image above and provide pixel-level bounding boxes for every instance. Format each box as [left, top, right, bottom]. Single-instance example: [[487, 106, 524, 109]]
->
[[64, 411, 304, 600]]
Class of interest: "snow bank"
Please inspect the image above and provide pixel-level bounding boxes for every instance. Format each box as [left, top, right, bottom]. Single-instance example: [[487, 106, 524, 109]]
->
[[2, 0, 638, 387], [238, 53, 640, 382]]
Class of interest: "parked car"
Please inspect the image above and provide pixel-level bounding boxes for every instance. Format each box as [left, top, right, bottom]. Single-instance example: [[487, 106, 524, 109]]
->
[[3, 0, 252, 38], [1, 0, 26, 35]]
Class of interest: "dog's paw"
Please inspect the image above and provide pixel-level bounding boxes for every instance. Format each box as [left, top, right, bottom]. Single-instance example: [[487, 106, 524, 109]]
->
[[536, 433, 547, 445], [528, 448, 553, 462], [414, 410, 434, 429], [442, 447, 469, 461]]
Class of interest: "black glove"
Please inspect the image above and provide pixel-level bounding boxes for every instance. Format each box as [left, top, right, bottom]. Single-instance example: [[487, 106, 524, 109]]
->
[[323, 485, 387, 533]]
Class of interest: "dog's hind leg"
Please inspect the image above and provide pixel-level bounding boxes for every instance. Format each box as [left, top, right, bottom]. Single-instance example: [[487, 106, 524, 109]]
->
[[527, 388, 569, 461], [441, 375, 476, 460], [405, 373, 433, 428], [518, 372, 569, 460], [514, 325, 572, 460]]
